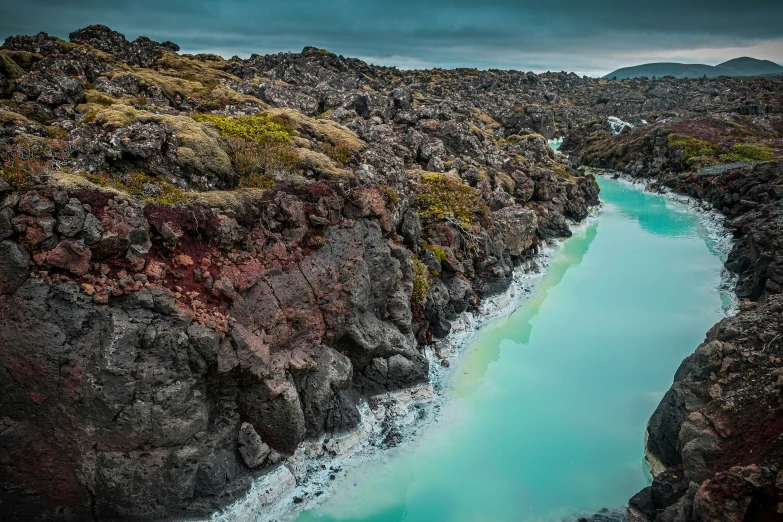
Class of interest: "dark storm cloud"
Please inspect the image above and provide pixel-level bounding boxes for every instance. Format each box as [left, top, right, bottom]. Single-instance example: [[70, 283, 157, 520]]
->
[[2, 0, 782, 74]]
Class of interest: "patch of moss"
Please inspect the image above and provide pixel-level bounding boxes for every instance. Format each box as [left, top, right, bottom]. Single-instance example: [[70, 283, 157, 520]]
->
[[0, 53, 24, 93], [266, 108, 367, 155], [667, 134, 719, 165], [85, 171, 188, 205], [83, 89, 118, 107], [0, 109, 33, 127], [416, 173, 487, 227], [93, 104, 139, 128], [719, 143, 777, 162], [191, 85, 263, 111], [495, 171, 516, 193], [191, 113, 295, 146], [0, 49, 42, 70], [411, 256, 431, 305], [423, 242, 446, 263]]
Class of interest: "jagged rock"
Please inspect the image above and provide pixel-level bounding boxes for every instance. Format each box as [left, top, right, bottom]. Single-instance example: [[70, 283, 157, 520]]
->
[[490, 205, 538, 257], [69, 24, 179, 67], [237, 422, 271, 468], [41, 239, 91, 276], [56, 198, 86, 236]]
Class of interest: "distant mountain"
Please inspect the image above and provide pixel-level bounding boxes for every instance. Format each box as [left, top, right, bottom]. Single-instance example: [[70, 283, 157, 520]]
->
[[604, 57, 783, 80]]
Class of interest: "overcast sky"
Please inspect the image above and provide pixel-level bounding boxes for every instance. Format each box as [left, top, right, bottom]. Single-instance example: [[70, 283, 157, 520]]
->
[[2, 0, 782, 76]]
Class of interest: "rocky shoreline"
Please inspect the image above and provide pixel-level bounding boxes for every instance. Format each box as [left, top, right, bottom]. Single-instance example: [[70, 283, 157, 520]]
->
[[206, 237, 567, 522], [573, 127, 783, 519]]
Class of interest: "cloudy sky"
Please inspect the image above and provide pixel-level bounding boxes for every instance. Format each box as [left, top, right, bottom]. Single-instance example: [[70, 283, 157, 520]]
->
[[2, 0, 782, 76]]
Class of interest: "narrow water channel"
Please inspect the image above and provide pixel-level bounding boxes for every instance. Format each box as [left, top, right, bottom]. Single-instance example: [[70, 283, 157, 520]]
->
[[294, 176, 728, 522]]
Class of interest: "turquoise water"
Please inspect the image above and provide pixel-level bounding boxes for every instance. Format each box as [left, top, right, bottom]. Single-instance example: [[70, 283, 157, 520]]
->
[[295, 177, 727, 522]]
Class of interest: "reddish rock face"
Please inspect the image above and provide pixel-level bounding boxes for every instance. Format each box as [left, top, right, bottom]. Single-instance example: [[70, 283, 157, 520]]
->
[[40, 240, 92, 276]]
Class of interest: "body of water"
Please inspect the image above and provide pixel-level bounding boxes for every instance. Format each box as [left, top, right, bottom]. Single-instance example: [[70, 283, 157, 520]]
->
[[294, 176, 728, 522]]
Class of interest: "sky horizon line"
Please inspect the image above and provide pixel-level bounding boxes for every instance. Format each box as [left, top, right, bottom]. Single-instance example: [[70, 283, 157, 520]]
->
[[2, 1, 782, 77]]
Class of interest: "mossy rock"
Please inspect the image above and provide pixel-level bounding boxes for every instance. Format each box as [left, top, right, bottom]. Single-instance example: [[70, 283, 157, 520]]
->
[[416, 173, 487, 227], [267, 108, 367, 155], [93, 105, 233, 179]]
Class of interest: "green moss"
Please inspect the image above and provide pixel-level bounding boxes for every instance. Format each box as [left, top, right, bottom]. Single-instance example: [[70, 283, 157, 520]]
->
[[191, 85, 262, 111], [411, 256, 431, 305], [719, 143, 777, 162], [0, 53, 24, 93], [191, 113, 295, 146], [495, 171, 516, 193], [667, 134, 719, 165], [423, 242, 446, 263], [416, 173, 487, 227], [85, 171, 188, 205], [382, 185, 399, 205]]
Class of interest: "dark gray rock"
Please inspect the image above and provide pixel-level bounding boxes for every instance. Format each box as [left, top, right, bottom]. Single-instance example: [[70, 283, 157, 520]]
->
[[0, 241, 29, 294], [237, 422, 271, 469]]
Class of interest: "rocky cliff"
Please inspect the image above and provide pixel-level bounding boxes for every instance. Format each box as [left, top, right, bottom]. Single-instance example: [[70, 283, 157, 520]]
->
[[0, 25, 602, 521]]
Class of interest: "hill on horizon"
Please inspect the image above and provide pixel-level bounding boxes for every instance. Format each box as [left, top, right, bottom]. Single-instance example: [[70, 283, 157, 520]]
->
[[604, 57, 783, 80]]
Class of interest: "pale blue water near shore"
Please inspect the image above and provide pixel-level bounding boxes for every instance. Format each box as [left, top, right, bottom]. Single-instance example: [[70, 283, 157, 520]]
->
[[295, 176, 728, 522]]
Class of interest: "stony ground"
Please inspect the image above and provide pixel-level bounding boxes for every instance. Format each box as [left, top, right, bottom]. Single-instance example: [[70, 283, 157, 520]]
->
[[0, 24, 782, 522]]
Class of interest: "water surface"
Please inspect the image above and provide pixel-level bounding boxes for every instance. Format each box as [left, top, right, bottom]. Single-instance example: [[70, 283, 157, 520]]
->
[[295, 177, 727, 522]]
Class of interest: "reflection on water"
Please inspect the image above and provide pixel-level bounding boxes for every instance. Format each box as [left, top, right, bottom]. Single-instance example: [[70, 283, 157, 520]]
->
[[454, 222, 599, 398], [295, 176, 727, 522]]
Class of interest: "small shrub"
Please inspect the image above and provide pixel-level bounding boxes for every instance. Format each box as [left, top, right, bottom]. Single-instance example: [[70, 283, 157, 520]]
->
[[0, 156, 44, 190], [319, 141, 354, 164], [193, 113, 300, 178], [416, 173, 487, 227], [225, 136, 298, 179], [0, 139, 76, 190], [719, 143, 777, 163], [411, 256, 431, 305], [238, 172, 275, 190]]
